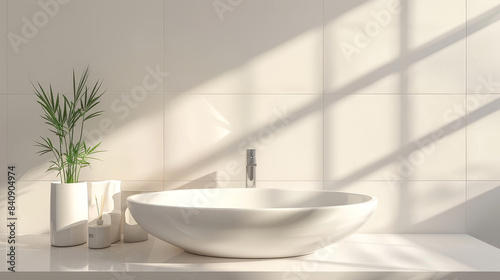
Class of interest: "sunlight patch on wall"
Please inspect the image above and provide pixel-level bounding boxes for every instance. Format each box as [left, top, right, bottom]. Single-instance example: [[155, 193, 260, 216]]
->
[[185, 27, 322, 94], [325, 0, 401, 93]]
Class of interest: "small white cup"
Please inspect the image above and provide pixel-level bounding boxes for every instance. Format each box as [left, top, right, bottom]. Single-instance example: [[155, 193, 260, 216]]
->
[[88, 222, 111, 249]]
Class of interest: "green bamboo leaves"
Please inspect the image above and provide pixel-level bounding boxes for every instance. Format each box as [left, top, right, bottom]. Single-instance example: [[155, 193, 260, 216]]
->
[[33, 67, 105, 183]]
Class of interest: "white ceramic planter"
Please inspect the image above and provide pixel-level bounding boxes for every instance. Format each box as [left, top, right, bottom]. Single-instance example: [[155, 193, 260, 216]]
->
[[50, 182, 88, 247]]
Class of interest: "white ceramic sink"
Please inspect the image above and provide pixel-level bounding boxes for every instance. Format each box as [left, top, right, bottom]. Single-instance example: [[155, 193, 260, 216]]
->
[[127, 188, 377, 258]]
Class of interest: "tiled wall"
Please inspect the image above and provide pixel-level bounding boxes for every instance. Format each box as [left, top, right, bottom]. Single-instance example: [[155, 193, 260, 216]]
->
[[1, 0, 499, 246]]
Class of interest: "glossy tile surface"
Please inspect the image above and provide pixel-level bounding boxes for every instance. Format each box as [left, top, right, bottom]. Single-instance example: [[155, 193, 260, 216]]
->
[[325, 181, 466, 233], [0, 182, 5, 236], [164, 0, 323, 94], [7, 95, 57, 181], [467, 0, 500, 94], [16, 181, 50, 235], [7, 0, 163, 94], [0, 0, 6, 94], [467, 95, 500, 180], [324, 0, 401, 94], [324, 0, 465, 94], [78, 95, 164, 181], [324, 94, 465, 181], [164, 95, 323, 181], [0, 95, 5, 178], [1, 96, 7, 235]]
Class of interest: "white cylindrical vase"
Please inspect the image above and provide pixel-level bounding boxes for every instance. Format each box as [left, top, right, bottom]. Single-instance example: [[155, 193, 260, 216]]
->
[[88, 222, 111, 249], [89, 180, 122, 243], [50, 182, 89, 247]]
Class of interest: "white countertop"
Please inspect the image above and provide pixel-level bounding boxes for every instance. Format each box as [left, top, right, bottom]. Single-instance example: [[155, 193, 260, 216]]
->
[[2, 234, 500, 279]]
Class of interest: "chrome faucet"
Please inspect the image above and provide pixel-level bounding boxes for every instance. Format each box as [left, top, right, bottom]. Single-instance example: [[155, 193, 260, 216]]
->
[[246, 149, 256, 188]]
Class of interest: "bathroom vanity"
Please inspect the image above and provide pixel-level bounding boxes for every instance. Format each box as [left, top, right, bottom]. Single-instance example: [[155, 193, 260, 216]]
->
[[1, 234, 499, 280]]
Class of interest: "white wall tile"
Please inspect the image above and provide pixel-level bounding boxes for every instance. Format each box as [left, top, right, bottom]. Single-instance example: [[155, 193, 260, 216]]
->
[[408, 0, 465, 49], [78, 95, 164, 181], [0, 181, 5, 235], [467, 0, 500, 22], [121, 185, 162, 214], [164, 0, 323, 94], [7, 95, 58, 181], [0, 96, 5, 234], [7, 0, 163, 94], [163, 180, 323, 191], [467, 95, 500, 180], [326, 181, 466, 233], [406, 0, 465, 93], [0, 0, 6, 94], [17, 181, 50, 235], [405, 95, 465, 180], [467, 181, 500, 248], [325, 94, 465, 181], [325, 0, 401, 94], [406, 42, 465, 94], [0, 95, 6, 177], [325, 95, 398, 180], [164, 95, 323, 181], [164, 171, 226, 190], [325, 0, 465, 94], [254, 181, 323, 190], [120, 181, 163, 192], [164, 179, 241, 191], [467, 1, 500, 94]]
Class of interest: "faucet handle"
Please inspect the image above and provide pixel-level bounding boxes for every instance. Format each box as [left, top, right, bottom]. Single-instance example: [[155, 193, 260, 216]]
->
[[246, 149, 256, 166]]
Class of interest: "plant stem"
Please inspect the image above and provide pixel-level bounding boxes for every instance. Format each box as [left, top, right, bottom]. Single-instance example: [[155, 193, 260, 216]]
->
[[58, 135, 66, 183], [49, 143, 62, 182], [62, 134, 70, 182], [76, 111, 85, 183]]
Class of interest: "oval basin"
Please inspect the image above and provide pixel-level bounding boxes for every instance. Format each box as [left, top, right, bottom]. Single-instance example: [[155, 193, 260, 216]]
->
[[127, 188, 377, 258]]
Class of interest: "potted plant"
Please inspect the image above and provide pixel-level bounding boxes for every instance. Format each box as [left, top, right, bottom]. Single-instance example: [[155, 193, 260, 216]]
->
[[33, 67, 105, 247]]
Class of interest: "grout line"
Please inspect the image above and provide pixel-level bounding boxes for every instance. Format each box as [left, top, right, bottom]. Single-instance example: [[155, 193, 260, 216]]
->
[[9, 92, 168, 96], [322, 0, 325, 190], [162, 0, 165, 189], [9, 92, 494, 96], [464, 0, 468, 234]]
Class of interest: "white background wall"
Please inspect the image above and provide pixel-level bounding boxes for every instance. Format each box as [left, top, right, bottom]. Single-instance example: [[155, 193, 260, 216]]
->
[[1, 0, 500, 247]]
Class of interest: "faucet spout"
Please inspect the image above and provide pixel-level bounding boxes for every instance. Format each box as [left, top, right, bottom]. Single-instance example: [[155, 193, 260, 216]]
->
[[246, 149, 256, 188]]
